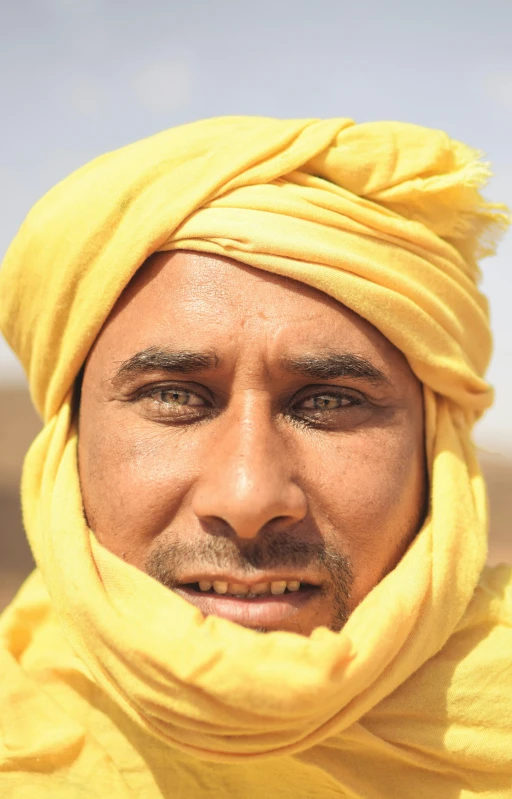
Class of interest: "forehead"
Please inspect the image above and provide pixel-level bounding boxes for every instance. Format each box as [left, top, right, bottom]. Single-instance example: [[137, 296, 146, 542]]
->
[[121, 250, 344, 324], [94, 250, 410, 376]]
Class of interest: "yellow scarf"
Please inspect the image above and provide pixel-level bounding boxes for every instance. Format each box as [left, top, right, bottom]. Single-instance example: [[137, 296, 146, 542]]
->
[[1, 117, 511, 797]]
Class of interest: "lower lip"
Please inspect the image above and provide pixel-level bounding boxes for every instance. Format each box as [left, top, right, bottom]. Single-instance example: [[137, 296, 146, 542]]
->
[[174, 586, 320, 629]]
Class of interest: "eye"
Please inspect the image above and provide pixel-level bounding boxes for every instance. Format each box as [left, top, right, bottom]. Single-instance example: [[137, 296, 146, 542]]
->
[[297, 392, 359, 411], [155, 388, 205, 407], [134, 384, 210, 421]]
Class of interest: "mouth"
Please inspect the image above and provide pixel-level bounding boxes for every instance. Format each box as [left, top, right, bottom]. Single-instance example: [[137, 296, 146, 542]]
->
[[173, 576, 323, 630]]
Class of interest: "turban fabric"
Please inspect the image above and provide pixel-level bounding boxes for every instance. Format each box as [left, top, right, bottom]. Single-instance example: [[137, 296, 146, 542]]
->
[[1, 117, 511, 797]]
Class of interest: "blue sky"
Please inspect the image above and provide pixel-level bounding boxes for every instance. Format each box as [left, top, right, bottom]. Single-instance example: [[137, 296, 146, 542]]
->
[[1, 0, 511, 449]]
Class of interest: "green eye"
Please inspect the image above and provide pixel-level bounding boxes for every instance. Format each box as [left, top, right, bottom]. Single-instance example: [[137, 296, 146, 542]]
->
[[134, 384, 210, 423], [300, 394, 349, 410], [158, 389, 204, 407]]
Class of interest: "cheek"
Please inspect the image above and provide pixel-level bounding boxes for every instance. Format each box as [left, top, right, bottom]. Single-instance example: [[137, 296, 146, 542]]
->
[[78, 412, 200, 556], [304, 423, 426, 589]]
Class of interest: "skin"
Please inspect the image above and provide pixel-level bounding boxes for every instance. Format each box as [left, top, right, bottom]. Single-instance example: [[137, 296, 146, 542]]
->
[[78, 250, 427, 636]]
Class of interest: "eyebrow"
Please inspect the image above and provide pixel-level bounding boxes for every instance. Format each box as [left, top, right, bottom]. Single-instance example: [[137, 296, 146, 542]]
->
[[111, 346, 388, 387], [282, 353, 388, 383], [111, 347, 220, 387]]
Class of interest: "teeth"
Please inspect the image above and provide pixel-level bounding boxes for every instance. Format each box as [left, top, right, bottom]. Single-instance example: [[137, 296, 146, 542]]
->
[[227, 582, 249, 596], [199, 580, 303, 596], [252, 582, 270, 595]]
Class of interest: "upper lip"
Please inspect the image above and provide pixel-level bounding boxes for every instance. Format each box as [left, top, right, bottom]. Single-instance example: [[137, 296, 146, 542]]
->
[[177, 572, 322, 586]]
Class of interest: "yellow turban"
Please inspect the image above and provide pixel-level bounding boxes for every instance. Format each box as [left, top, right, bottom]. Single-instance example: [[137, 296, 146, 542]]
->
[[1, 117, 511, 797]]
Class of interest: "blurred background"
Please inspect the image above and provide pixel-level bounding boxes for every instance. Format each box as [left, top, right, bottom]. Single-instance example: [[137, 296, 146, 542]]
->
[[1, 0, 511, 610]]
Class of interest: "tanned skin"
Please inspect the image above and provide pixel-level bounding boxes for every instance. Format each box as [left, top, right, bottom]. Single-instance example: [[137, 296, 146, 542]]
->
[[78, 251, 427, 636]]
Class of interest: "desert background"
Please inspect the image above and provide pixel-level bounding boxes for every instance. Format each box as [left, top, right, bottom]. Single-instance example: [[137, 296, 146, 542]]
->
[[1, 386, 511, 612]]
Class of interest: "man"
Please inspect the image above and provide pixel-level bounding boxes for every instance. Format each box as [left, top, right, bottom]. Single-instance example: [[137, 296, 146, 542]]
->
[[0, 116, 511, 797]]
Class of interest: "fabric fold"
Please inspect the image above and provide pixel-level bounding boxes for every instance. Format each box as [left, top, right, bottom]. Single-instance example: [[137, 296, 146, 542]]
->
[[1, 116, 511, 791]]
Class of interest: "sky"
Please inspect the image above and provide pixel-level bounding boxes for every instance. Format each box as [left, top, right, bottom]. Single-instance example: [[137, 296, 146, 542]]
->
[[1, 0, 511, 450]]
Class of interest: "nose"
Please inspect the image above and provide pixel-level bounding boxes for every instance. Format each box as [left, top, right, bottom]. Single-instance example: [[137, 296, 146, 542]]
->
[[190, 395, 308, 539]]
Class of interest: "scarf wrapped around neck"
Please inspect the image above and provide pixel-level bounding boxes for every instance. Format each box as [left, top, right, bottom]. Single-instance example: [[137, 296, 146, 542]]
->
[[1, 116, 511, 797]]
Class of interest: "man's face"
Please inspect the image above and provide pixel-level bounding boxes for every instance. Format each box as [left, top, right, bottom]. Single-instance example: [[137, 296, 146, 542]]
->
[[78, 251, 427, 636]]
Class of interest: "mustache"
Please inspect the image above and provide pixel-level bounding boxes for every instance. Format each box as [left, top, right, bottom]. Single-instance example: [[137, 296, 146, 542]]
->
[[145, 532, 354, 629], [146, 533, 352, 584]]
